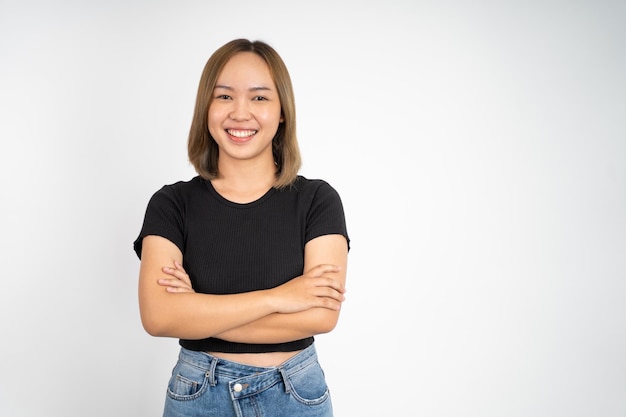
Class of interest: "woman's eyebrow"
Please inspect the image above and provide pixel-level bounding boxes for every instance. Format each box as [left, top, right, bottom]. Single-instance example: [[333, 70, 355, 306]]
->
[[214, 84, 273, 92], [249, 86, 272, 92]]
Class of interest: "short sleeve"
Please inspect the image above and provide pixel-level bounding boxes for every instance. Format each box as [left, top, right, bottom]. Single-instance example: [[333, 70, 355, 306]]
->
[[305, 181, 350, 251], [133, 186, 185, 259]]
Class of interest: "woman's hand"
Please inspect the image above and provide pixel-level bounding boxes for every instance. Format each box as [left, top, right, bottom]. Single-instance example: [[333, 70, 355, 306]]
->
[[158, 260, 195, 293], [267, 263, 346, 314]]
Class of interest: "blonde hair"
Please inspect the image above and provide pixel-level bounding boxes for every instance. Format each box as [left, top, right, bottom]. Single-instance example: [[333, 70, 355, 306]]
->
[[187, 39, 301, 188]]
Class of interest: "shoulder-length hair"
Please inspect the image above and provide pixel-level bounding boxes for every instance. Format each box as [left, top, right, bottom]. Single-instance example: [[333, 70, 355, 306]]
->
[[187, 39, 301, 188]]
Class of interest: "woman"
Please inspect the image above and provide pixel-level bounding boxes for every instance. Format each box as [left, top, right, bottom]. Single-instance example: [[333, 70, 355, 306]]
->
[[133, 38, 350, 417]]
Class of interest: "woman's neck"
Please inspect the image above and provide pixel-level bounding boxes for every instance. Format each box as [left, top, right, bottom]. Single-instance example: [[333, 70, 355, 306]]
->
[[212, 159, 277, 203]]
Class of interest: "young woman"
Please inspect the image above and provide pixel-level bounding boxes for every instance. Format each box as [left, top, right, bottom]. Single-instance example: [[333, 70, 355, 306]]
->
[[133, 38, 350, 417]]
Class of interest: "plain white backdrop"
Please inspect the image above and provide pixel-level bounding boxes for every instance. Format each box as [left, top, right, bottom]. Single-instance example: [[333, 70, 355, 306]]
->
[[1, 1, 625, 416]]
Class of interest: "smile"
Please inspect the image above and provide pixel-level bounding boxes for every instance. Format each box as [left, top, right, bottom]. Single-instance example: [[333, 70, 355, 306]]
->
[[227, 129, 257, 138]]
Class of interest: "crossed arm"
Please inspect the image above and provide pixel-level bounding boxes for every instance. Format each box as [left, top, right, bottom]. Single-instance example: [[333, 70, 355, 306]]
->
[[137, 234, 348, 343]]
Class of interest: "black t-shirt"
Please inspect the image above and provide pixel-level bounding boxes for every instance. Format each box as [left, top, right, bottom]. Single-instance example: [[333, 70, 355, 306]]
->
[[134, 175, 349, 353]]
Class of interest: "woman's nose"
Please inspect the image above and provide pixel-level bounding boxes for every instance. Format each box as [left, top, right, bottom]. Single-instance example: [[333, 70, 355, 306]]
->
[[229, 99, 251, 121]]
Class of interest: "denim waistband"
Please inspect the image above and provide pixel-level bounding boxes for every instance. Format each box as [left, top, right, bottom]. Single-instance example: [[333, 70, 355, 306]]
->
[[176, 344, 319, 399]]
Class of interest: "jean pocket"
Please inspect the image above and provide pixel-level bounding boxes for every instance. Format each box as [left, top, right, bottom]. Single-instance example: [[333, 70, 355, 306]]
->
[[285, 360, 330, 405], [166, 360, 211, 401]]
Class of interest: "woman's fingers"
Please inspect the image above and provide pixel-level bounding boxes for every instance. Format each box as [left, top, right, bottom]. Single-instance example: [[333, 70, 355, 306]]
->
[[315, 276, 346, 294], [306, 268, 346, 294], [157, 278, 194, 293], [159, 261, 195, 293], [269, 264, 347, 313], [319, 284, 346, 301]]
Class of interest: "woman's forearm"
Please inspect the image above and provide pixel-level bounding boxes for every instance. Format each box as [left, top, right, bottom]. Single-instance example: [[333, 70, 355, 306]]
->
[[214, 307, 341, 344]]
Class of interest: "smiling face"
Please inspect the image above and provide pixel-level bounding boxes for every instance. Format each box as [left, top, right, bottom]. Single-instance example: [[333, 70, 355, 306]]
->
[[208, 52, 283, 168]]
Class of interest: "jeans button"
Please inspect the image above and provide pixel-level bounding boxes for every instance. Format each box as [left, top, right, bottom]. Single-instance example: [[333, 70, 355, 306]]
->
[[233, 383, 243, 392]]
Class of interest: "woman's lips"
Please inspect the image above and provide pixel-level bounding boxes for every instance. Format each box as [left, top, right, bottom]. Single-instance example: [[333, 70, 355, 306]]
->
[[227, 129, 257, 138]]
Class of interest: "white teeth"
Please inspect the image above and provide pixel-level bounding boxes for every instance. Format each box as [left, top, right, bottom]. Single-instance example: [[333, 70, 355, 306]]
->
[[227, 129, 257, 138]]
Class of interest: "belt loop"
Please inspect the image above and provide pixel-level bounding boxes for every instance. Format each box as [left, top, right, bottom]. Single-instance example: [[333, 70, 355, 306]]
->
[[278, 367, 291, 394], [207, 357, 218, 386]]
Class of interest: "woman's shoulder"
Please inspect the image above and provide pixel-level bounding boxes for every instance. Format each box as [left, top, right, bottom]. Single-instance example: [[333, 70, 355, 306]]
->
[[155, 175, 204, 195], [146, 176, 205, 208], [293, 175, 342, 196], [287, 176, 343, 205], [292, 175, 335, 190]]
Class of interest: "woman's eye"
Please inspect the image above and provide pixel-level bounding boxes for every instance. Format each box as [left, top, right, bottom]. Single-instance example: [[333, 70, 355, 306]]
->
[[253, 96, 268, 101], [215, 94, 231, 100]]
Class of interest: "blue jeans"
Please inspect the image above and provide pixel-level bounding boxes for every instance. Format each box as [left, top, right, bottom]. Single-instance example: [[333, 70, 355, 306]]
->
[[163, 344, 334, 417]]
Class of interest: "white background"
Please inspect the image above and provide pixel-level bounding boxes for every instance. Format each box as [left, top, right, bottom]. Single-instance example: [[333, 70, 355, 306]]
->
[[1, 1, 625, 416]]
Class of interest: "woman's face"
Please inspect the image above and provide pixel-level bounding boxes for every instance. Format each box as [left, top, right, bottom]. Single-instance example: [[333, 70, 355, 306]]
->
[[208, 52, 283, 166]]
